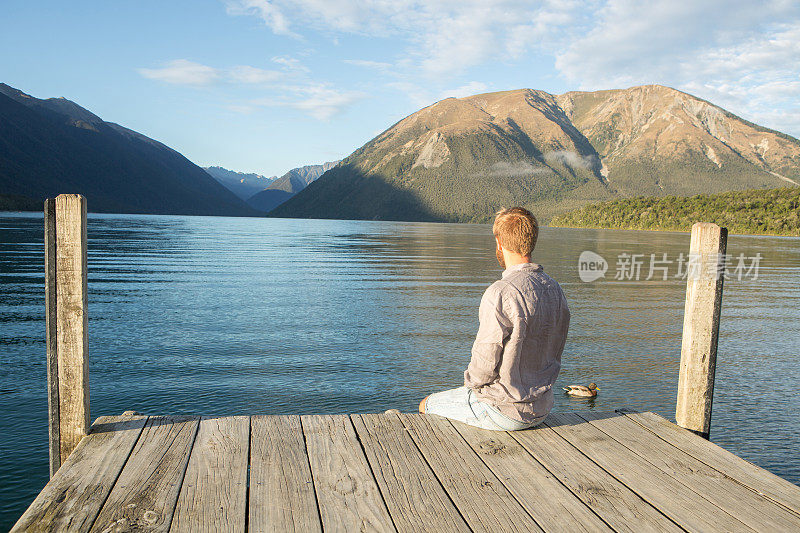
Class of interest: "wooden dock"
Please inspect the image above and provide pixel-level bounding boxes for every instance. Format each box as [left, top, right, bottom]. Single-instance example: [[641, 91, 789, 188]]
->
[[17, 196, 800, 531], [13, 409, 800, 532]]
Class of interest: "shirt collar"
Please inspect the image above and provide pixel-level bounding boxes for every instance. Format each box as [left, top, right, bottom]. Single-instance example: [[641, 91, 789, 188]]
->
[[502, 262, 543, 279]]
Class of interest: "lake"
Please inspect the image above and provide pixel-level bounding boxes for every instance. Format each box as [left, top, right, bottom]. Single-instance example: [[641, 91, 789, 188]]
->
[[1, 212, 799, 529]]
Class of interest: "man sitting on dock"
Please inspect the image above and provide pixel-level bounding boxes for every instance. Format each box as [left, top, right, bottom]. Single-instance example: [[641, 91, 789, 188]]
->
[[419, 207, 570, 430]]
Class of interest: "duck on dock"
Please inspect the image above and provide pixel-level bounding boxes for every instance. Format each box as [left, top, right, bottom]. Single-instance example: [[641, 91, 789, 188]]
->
[[564, 383, 599, 397]]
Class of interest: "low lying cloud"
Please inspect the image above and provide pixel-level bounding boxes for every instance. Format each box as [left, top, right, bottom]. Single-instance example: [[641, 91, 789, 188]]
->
[[476, 161, 552, 178], [138, 60, 220, 86], [544, 151, 598, 170], [474, 153, 599, 179]]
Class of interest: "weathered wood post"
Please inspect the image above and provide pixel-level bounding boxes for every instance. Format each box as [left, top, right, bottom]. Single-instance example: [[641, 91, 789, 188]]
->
[[675, 222, 727, 439], [44, 194, 89, 475]]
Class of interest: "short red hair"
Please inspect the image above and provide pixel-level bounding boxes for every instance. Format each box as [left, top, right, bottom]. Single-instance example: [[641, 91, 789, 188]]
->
[[493, 207, 538, 256]]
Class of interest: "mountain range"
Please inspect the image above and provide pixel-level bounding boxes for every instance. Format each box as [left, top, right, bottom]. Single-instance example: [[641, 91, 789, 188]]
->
[[0, 83, 258, 216], [3, 82, 798, 222], [246, 160, 339, 212], [203, 166, 275, 201], [271, 85, 800, 222]]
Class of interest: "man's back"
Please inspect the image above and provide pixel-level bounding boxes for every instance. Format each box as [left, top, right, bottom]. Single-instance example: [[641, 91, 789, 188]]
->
[[465, 262, 570, 423]]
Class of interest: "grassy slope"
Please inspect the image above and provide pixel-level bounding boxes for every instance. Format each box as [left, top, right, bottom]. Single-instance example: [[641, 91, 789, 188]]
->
[[550, 186, 800, 236]]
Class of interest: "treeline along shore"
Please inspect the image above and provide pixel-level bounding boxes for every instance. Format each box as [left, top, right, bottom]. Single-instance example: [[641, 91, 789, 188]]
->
[[550, 186, 800, 236]]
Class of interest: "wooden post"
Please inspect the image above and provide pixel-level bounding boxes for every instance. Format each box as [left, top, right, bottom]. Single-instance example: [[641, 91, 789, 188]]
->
[[676, 222, 727, 439], [45, 194, 90, 473], [44, 199, 60, 476]]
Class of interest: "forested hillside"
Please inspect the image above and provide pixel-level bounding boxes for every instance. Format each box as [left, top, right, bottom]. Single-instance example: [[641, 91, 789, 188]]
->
[[550, 186, 800, 236]]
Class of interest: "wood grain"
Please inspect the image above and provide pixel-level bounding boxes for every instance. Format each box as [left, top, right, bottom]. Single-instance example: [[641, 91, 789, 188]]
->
[[676, 222, 727, 438], [249, 415, 322, 533], [44, 197, 60, 477], [353, 414, 469, 532], [90, 416, 200, 532], [578, 411, 800, 530], [11, 414, 147, 532], [547, 413, 754, 532], [453, 421, 613, 532], [399, 413, 542, 533], [170, 416, 249, 532], [55, 193, 89, 464], [302, 414, 396, 533], [510, 416, 681, 533], [621, 409, 800, 515]]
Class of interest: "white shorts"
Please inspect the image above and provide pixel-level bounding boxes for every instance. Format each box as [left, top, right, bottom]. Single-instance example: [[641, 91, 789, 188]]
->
[[424, 386, 544, 431]]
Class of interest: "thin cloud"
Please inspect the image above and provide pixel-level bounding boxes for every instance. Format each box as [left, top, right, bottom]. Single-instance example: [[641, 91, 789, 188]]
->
[[139, 60, 289, 87], [137, 59, 220, 86], [544, 151, 598, 171], [225, 1, 577, 77], [344, 59, 393, 72], [228, 65, 283, 84], [249, 84, 368, 120], [440, 81, 489, 99], [290, 85, 367, 120], [223, 1, 800, 137], [473, 161, 552, 178], [272, 56, 309, 72], [554, 1, 800, 136], [225, 0, 298, 37]]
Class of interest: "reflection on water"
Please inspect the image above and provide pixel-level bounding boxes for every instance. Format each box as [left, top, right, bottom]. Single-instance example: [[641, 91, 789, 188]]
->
[[1, 212, 799, 527]]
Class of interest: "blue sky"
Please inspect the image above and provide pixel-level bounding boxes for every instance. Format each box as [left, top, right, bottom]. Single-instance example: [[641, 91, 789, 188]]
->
[[2, 1, 799, 177]]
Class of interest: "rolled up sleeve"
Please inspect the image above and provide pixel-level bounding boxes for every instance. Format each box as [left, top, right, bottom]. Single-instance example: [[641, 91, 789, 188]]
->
[[464, 285, 512, 389]]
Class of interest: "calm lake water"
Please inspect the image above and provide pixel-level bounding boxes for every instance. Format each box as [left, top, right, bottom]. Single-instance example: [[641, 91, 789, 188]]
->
[[1, 212, 799, 528]]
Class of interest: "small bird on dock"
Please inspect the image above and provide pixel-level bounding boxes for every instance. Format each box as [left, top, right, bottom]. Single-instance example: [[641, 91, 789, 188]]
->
[[563, 383, 599, 397]]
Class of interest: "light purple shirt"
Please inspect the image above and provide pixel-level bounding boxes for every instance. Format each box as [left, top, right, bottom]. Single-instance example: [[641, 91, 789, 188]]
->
[[464, 262, 570, 422]]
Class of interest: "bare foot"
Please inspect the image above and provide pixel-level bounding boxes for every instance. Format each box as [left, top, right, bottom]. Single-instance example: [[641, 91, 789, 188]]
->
[[418, 395, 429, 413]]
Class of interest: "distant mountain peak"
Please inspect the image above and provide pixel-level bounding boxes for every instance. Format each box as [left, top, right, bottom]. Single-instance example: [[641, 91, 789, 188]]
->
[[0, 83, 104, 126], [271, 84, 800, 223], [246, 160, 340, 212], [203, 166, 276, 201]]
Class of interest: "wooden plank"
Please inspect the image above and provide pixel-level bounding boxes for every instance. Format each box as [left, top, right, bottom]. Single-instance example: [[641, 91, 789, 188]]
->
[[399, 413, 543, 533], [676, 222, 727, 438], [452, 422, 613, 532], [90, 416, 200, 532], [55, 193, 89, 463], [578, 411, 800, 530], [11, 414, 147, 532], [621, 409, 800, 515], [170, 416, 249, 533], [44, 197, 60, 477], [249, 415, 322, 533], [510, 418, 682, 533], [352, 414, 469, 533], [547, 413, 755, 532], [302, 414, 396, 533]]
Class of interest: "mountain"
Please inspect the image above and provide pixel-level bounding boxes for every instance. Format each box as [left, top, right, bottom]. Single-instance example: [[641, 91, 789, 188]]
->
[[0, 83, 259, 216], [246, 160, 339, 212], [271, 85, 800, 223], [203, 166, 275, 200]]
